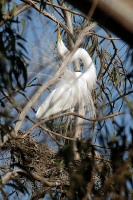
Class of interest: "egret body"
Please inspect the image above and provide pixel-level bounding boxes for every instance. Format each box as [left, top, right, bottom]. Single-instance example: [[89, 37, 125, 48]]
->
[[36, 29, 96, 119]]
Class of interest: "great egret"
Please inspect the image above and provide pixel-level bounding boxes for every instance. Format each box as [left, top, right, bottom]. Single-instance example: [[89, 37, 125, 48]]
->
[[36, 28, 96, 119]]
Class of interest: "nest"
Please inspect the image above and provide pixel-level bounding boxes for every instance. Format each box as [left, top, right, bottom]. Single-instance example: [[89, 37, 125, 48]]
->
[[2, 135, 111, 198], [3, 135, 70, 185]]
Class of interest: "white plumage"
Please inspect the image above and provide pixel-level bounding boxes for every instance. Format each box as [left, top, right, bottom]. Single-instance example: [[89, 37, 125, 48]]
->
[[36, 28, 96, 119]]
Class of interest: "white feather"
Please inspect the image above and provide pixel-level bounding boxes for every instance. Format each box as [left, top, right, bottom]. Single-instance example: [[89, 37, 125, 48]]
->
[[36, 35, 96, 119]]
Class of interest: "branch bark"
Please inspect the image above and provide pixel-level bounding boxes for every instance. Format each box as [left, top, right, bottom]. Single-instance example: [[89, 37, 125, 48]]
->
[[0, 169, 61, 187], [0, 3, 31, 26], [66, 0, 133, 47], [25, 111, 124, 135]]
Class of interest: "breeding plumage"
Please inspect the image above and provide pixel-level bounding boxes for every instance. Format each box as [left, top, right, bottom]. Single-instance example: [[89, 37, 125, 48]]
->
[[36, 28, 96, 119]]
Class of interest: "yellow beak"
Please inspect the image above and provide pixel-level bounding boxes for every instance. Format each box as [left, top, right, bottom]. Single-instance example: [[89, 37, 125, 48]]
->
[[58, 24, 61, 42]]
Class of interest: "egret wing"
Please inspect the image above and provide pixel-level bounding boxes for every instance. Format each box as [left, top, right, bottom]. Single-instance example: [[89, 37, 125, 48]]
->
[[36, 75, 76, 119]]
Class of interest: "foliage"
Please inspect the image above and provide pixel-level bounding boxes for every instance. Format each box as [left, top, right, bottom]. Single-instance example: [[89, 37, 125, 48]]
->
[[0, 1, 28, 91], [0, 0, 133, 200]]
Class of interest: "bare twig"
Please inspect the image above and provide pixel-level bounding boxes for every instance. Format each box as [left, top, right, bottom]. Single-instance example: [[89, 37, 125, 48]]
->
[[22, 0, 75, 41], [44, 0, 87, 19], [89, 32, 121, 40], [0, 169, 61, 187], [0, 3, 31, 26], [25, 111, 124, 135], [66, 0, 133, 47]]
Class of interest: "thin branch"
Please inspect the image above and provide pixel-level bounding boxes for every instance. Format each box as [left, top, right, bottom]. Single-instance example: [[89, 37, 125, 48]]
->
[[25, 111, 124, 135], [66, 0, 133, 47], [44, 0, 87, 19], [99, 90, 133, 110], [0, 169, 61, 187], [0, 89, 21, 113], [22, 0, 75, 42], [0, 3, 31, 26], [89, 32, 121, 40]]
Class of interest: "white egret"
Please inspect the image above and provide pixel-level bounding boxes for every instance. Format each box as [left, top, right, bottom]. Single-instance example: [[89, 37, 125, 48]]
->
[[36, 28, 96, 119]]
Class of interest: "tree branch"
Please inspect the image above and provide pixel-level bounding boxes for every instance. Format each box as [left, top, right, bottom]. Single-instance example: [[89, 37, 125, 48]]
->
[[66, 0, 133, 47], [22, 0, 75, 42], [25, 111, 124, 135], [0, 169, 61, 187], [0, 3, 31, 26]]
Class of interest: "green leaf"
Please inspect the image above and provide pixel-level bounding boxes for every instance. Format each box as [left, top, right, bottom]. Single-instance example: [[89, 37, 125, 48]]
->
[[10, 3, 17, 17], [21, 19, 25, 36]]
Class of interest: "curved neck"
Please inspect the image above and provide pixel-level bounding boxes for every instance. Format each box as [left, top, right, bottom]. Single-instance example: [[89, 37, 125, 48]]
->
[[71, 48, 94, 71], [57, 40, 94, 72]]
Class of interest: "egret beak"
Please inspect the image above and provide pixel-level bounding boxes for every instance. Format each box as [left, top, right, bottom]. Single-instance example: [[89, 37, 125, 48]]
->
[[58, 24, 61, 43]]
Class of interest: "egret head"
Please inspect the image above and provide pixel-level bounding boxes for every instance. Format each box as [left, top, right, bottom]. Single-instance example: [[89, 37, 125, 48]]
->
[[57, 25, 68, 60]]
